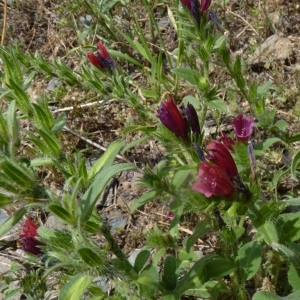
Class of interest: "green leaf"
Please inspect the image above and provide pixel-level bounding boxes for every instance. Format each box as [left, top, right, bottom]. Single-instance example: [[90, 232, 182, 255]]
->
[[37, 129, 61, 157], [287, 133, 300, 143], [132, 40, 152, 63], [271, 243, 300, 277], [184, 281, 227, 299], [182, 95, 201, 110], [288, 265, 300, 291], [291, 150, 300, 181], [87, 140, 124, 180], [6, 100, 20, 152], [171, 169, 192, 190], [171, 68, 203, 86], [121, 135, 150, 154], [252, 291, 281, 300], [130, 190, 160, 213], [78, 248, 104, 266], [269, 119, 287, 132], [109, 50, 143, 67], [134, 250, 150, 274], [136, 265, 159, 297], [162, 256, 177, 291], [59, 273, 92, 300], [237, 241, 262, 280], [0, 207, 27, 238], [38, 227, 73, 250], [48, 204, 75, 225], [30, 157, 53, 167], [254, 138, 282, 157], [176, 254, 217, 294], [206, 100, 228, 113], [7, 79, 31, 114], [205, 258, 236, 278], [257, 81, 273, 96], [213, 36, 226, 50], [0, 158, 35, 188], [185, 219, 212, 252], [277, 211, 300, 242], [255, 219, 278, 244], [253, 291, 300, 300], [33, 103, 54, 131], [52, 113, 67, 132], [80, 163, 135, 222], [280, 197, 300, 206], [162, 293, 180, 300]]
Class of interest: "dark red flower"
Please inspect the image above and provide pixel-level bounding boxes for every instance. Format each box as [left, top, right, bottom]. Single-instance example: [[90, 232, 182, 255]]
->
[[157, 94, 189, 142], [180, 0, 192, 11], [87, 41, 115, 71], [20, 219, 44, 256], [232, 114, 255, 142], [219, 134, 234, 151], [87, 53, 104, 68], [206, 140, 238, 181], [185, 103, 201, 136], [192, 161, 235, 197], [201, 0, 211, 13]]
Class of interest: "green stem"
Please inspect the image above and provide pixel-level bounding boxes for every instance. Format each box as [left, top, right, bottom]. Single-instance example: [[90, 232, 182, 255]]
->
[[99, 222, 128, 262]]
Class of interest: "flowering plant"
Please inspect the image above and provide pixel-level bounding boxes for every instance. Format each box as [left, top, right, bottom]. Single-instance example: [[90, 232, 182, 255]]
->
[[0, 0, 299, 299]]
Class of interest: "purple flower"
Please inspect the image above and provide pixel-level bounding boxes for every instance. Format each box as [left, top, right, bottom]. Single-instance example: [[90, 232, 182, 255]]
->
[[206, 140, 238, 181], [87, 41, 115, 71], [166, 211, 175, 219], [232, 114, 255, 142], [20, 219, 45, 256], [192, 161, 235, 197], [157, 94, 189, 142], [185, 103, 201, 136]]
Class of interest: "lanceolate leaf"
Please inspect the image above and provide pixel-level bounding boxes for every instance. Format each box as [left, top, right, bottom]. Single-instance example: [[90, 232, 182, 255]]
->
[[291, 150, 300, 181], [87, 140, 125, 180], [237, 241, 262, 280], [0, 207, 27, 238], [58, 273, 92, 300], [80, 163, 135, 222], [130, 190, 160, 213], [171, 68, 203, 86]]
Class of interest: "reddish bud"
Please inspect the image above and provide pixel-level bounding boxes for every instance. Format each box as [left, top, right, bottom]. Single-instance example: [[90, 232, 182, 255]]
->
[[87, 41, 115, 71], [87, 53, 104, 68], [157, 94, 189, 142], [20, 219, 44, 256], [185, 103, 201, 135]]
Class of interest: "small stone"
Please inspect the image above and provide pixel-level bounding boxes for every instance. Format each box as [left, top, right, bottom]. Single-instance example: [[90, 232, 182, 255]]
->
[[247, 34, 292, 65]]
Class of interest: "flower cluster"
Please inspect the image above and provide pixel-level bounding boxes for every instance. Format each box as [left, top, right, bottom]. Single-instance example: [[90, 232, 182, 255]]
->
[[87, 41, 116, 72], [157, 94, 200, 143], [20, 219, 45, 256]]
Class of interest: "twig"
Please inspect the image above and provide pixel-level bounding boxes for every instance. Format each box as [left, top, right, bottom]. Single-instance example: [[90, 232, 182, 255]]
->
[[1, 0, 7, 45], [51, 99, 115, 113], [63, 125, 133, 164], [227, 9, 259, 37]]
